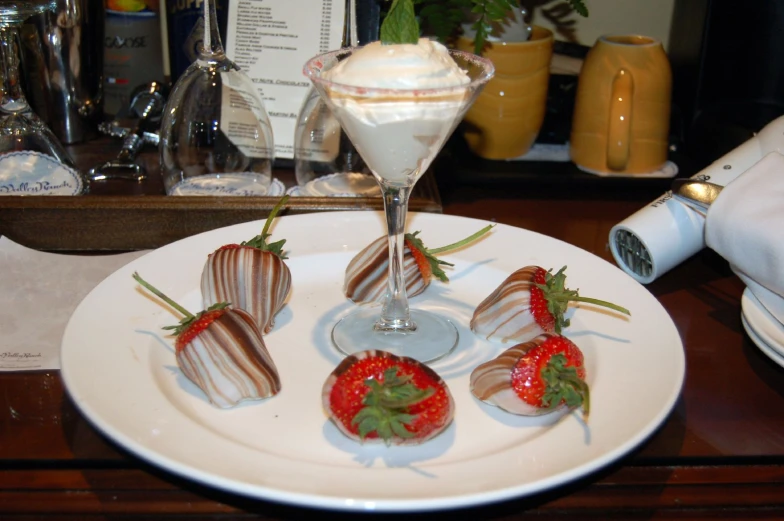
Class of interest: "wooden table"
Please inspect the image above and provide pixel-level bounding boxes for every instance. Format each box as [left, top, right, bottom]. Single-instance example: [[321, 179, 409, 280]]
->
[[1, 141, 783, 520]]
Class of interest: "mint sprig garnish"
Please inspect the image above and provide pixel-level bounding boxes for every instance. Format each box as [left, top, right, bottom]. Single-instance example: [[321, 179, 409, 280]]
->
[[380, 0, 589, 54], [380, 0, 420, 45]]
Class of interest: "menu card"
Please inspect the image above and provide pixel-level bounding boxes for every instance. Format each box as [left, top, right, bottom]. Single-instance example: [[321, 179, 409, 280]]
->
[[224, 0, 346, 160]]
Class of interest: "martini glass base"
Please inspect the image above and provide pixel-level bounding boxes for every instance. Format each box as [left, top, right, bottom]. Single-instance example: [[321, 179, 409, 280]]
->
[[332, 306, 459, 363]]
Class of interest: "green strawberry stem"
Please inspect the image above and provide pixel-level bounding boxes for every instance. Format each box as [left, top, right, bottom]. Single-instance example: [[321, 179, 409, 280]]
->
[[405, 225, 494, 282], [537, 266, 630, 334], [240, 195, 289, 257], [541, 353, 590, 420], [133, 271, 230, 336], [561, 295, 630, 316], [429, 224, 494, 255], [132, 272, 193, 319], [351, 367, 434, 444], [261, 194, 289, 241]]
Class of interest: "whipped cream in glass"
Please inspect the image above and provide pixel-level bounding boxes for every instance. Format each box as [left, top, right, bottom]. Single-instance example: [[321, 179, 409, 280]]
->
[[321, 39, 472, 186]]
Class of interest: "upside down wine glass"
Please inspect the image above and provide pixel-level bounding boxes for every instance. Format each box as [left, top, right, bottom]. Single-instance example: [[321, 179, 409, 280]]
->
[[0, 0, 82, 195], [304, 48, 494, 362], [159, 0, 274, 196]]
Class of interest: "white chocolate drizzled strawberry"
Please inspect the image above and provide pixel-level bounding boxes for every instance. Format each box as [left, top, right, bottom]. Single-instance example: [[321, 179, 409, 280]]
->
[[177, 308, 281, 408], [132, 272, 281, 410], [201, 246, 291, 334], [472, 265, 630, 343], [470, 266, 547, 343], [343, 236, 425, 304], [469, 339, 546, 415], [344, 225, 494, 304]]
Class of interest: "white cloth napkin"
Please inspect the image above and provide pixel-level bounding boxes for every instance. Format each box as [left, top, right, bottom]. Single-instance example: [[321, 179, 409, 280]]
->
[[705, 151, 784, 324], [0, 237, 148, 371]]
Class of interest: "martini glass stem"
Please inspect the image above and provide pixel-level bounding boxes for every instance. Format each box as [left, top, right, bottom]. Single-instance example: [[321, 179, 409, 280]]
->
[[376, 182, 415, 332]]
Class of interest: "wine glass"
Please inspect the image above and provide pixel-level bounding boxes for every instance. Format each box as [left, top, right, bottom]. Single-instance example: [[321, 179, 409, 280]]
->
[[0, 0, 83, 195], [293, 85, 376, 197], [159, 0, 275, 196], [304, 47, 494, 363]]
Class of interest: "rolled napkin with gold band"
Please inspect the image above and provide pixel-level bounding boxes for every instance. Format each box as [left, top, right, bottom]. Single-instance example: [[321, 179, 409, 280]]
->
[[704, 151, 784, 324]]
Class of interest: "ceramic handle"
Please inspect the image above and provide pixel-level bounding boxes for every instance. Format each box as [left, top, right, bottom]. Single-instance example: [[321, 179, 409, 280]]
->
[[607, 68, 634, 171]]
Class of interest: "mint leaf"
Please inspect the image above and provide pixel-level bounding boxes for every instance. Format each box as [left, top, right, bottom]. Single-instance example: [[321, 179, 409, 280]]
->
[[381, 0, 420, 45]]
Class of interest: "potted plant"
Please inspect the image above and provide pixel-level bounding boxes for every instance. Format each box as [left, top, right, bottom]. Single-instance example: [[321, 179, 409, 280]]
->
[[378, 0, 588, 53]]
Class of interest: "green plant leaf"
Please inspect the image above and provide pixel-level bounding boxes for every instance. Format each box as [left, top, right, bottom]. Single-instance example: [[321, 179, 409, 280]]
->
[[380, 0, 420, 45]]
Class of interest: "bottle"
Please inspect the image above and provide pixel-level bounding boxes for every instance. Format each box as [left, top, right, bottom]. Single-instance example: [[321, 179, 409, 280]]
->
[[103, 0, 166, 117], [166, 0, 229, 85]]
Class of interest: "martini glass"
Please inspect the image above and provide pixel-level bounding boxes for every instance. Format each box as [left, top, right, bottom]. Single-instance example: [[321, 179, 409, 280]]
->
[[304, 47, 493, 362]]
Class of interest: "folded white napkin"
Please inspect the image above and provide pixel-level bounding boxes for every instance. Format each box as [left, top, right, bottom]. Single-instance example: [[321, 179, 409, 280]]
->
[[705, 151, 784, 324], [0, 237, 148, 371]]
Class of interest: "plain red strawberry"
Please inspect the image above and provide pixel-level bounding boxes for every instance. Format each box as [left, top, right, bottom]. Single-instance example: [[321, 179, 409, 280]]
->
[[511, 333, 590, 417], [323, 350, 454, 445]]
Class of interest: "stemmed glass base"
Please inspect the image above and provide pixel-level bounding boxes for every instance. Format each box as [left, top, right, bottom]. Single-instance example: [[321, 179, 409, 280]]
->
[[332, 306, 459, 363], [304, 45, 494, 365]]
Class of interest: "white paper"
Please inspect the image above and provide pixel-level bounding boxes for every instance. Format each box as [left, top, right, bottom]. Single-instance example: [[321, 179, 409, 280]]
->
[[0, 237, 148, 371], [224, 0, 346, 160]]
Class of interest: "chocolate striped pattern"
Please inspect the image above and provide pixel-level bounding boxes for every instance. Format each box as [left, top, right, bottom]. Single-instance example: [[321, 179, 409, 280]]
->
[[201, 248, 292, 334], [177, 308, 281, 409], [344, 236, 427, 304], [470, 266, 546, 343], [469, 334, 555, 415]]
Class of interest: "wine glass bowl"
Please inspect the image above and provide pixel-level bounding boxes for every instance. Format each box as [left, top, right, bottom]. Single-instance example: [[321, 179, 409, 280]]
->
[[304, 46, 494, 362], [159, 0, 274, 196]]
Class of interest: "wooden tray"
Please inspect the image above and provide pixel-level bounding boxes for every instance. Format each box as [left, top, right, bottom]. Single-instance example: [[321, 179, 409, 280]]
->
[[0, 139, 442, 252]]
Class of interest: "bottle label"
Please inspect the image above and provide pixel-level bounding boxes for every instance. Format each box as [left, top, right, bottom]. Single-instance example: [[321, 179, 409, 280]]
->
[[104, 8, 165, 116], [0, 152, 84, 195]]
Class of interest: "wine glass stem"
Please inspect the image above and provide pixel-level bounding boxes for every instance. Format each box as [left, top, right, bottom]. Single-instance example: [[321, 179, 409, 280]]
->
[[376, 182, 415, 332], [0, 26, 28, 113]]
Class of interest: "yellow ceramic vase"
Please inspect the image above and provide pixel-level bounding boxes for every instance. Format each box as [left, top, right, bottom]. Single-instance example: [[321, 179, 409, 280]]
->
[[570, 35, 672, 175], [457, 26, 554, 160]]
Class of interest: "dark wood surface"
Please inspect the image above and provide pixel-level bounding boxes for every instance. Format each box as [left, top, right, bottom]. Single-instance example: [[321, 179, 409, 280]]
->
[[1, 141, 783, 520], [0, 138, 442, 252]]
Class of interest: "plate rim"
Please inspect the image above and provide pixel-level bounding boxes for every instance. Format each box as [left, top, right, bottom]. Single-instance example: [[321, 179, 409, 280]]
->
[[60, 210, 686, 512]]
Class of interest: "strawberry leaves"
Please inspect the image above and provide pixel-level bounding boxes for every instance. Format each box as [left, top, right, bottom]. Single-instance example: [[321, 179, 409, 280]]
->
[[540, 353, 590, 417], [536, 266, 631, 334], [239, 195, 289, 258], [351, 367, 435, 444], [405, 231, 453, 282]]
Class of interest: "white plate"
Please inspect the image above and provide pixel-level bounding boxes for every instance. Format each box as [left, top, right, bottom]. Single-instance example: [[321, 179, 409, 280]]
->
[[60, 211, 685, 512], [741, 313, 784, 368], [741, 288, 784, 356]]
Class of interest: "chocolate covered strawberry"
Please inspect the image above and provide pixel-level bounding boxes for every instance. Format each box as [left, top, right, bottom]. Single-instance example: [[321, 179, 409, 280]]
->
[[202, 195, 292, 334], [471, 265, 630, 343], [344, 224, 494, 304], [133, 272, 281, 408], [322, 349, 455, 445], [470, 333, 589, 418]]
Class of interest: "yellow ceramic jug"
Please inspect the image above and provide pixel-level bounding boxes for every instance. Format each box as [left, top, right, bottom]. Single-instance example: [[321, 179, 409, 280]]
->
[[570, 35, 671, 175], [457, 26, 554, 160]]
